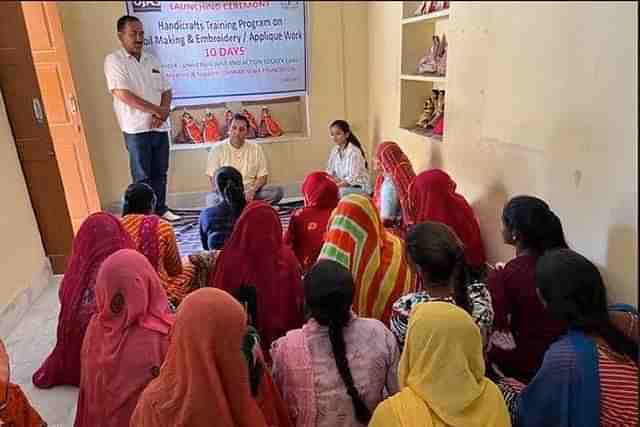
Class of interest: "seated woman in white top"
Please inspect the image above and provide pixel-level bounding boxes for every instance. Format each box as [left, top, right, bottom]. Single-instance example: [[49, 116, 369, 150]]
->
[[327, 120, 371, 198]]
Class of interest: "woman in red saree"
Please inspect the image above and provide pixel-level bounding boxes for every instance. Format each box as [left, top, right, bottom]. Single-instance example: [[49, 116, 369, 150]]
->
[[209, 201, 305, 354], [32, 212, 134, 389], [284, 171, 339, 273], [74, 249, 174, 427], [406, 169, 486, 268], [372, 141, 416, 233]]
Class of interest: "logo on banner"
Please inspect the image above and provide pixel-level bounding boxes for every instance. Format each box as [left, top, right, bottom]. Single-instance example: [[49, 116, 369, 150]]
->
[[280, 1, 300, 9], [132, 1, 161, 12]]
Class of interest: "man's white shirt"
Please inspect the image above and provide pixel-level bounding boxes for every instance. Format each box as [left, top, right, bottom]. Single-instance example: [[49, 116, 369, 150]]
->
[[104, 48, 171, 134]]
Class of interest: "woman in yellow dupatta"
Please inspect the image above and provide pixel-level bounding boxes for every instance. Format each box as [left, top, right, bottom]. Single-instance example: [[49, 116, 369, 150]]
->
[[370, 302, 510, 427], [318, 194, 417, 324]]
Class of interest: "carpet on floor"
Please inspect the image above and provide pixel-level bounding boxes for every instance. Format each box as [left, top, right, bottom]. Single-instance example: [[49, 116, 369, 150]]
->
[[172, 199, 304, 256]]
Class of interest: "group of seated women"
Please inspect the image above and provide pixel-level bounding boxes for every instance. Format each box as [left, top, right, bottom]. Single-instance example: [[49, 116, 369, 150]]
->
[[1, 121, 637, 427]]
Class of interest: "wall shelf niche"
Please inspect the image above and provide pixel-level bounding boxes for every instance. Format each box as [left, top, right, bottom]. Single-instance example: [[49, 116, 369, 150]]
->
[[399, 1, 450, 142], [402, 8, 450, 25], [168, 95, 310, 151], [400, 73, 446, 83]]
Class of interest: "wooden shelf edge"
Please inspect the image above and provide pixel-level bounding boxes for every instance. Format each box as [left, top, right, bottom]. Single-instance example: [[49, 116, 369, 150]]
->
[[170, 132, 310, 151], [402, 9, 450, 25], [400, 74, 447, 83]]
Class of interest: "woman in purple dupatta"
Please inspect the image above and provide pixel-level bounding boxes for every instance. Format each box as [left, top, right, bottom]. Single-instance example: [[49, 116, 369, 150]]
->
[[32, 212, 134, 388]]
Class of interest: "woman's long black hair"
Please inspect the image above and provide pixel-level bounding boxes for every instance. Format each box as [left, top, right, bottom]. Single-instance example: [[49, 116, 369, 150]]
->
[[304, 260, 371, 424], [330, 119, 368, 169], [214, 166, 246, 219], [122, 182, 156, 216], [502, 196, 568, 254], [537, 249, 637, 363], [406, 222, 473, 314], [230, 283, 262, 396]]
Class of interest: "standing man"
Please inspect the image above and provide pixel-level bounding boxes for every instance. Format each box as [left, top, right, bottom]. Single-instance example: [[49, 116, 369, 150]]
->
[[205, 113, 283, 206], [104, 15, 180, 221]]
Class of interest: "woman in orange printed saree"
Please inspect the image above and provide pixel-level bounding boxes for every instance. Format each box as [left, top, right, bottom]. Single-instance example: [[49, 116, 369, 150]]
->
[[1, 340, 46, 426]]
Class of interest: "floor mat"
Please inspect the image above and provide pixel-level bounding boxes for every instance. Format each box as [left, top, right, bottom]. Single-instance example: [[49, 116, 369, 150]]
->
[[173, 201, 303, 256]]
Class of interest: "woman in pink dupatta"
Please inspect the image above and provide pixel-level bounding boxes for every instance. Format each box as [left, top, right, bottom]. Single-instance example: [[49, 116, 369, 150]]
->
[[74, 249, 174, 427], [32, 212, 134, 389]]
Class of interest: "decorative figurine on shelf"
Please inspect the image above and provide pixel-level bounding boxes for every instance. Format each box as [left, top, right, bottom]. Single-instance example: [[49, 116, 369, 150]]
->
[[202, 110, 221, 143], [414, 1, 448, 16], [416, 89, 439, 129], [430, 90, 445, 136], [417, 35, 440, 74], [241, 108, 260, 139], [416, 97, 435, 129], [432, 112, 445, 136], [436, 34, 447, 76], [220, 109, 233, 139], [258, 107, 283, 138], [413, 1, 428, 16], [182, 111, 203, 144]]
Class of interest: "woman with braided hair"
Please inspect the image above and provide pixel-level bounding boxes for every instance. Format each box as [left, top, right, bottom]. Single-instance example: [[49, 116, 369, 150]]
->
[[389, 221, 494, 350], [487, 196, 568, 383], [270, 260, 400, 427], [199, 166, 247, 250]]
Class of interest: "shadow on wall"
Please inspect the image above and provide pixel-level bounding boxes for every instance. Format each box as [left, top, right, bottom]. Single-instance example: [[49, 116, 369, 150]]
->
[[428, 141, 444, 170], [371, 115, 381, 150], [471, 180, 512, 263], [604, 223, 638, 305]]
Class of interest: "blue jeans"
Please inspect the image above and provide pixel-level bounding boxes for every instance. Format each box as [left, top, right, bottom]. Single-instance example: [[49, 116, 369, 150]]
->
[[123, 131, 170, 215]]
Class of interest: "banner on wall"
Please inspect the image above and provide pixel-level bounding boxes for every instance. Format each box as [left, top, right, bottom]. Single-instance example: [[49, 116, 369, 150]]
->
[[125, 1, 308, 106]]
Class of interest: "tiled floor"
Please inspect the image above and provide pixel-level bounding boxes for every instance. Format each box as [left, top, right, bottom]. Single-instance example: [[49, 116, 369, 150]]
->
[[2, 188, 306, 427], [4, 277, 78, 427]]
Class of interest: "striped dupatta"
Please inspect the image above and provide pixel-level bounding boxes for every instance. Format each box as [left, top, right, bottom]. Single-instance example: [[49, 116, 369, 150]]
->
[[319, 194, 417, 324], [373, 141, 416, 232]]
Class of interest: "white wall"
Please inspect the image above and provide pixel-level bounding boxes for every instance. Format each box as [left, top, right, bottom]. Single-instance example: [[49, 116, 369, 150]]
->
[[58, 1, 371, 206], [0, 91, 49, 309], [369, 1, 638, 304]]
